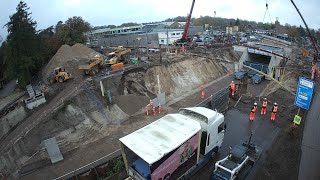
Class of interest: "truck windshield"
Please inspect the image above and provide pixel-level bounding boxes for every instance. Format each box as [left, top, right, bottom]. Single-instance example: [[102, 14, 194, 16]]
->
[[179, 109, 208, 124], [107, 54, 116, 59]]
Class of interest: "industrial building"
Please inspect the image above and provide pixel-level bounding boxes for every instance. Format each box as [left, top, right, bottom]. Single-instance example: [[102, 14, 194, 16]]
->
[[86, 22, 203, 47]]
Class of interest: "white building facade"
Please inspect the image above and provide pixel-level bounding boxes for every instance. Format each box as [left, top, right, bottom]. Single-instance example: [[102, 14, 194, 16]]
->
[[157, 30, 184, 45]]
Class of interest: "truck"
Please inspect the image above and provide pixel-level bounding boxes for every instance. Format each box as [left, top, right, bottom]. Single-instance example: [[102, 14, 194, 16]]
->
[[105, 46, 131, 66], [211, 133, 261, 180], [78, 55, 104, 75], [119, 107, 226, 180]]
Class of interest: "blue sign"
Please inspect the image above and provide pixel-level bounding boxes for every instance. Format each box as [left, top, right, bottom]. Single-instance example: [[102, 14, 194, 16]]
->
[[294, 77, 314, 110]]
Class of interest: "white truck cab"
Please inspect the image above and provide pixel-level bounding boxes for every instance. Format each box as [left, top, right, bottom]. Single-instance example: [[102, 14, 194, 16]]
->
[[179, 107, 226, 156]]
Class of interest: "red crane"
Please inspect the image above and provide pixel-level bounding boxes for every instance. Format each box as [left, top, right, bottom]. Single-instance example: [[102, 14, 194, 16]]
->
[[182, 0, 196, 41]]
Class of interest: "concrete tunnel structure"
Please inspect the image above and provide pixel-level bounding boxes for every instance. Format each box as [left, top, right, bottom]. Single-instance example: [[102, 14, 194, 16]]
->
[[236, 43, 286, 80]]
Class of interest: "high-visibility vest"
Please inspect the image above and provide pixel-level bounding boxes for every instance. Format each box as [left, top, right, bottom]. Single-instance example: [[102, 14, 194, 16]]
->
[[262, 101, 267, 107], [312, 65, 317, 73], [272, 106, 278, 113], [230, 83, 235, 89]]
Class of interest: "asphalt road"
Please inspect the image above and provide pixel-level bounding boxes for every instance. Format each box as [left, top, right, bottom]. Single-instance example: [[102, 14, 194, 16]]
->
[[191, 107, 281, 180], [298, 78, 320, 180]]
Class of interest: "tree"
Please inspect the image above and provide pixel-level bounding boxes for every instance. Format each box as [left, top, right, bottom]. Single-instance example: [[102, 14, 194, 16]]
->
[[235, 18, 240, 26], [4, 1, 40, 88], [0, 42, 7, 79], [287, 26, 299, 38], [298, 25, 306, 37], [118, 22, 139, 27], [54, 16, 91, 46]]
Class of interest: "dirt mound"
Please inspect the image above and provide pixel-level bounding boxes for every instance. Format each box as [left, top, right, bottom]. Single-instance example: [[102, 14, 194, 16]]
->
[[114, 95, 149, 115], [42, 43, 101, 82]]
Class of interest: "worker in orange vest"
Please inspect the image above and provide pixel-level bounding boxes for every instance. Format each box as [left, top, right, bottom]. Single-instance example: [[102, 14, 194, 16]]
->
[[271, 102, 278, 121], [158, 103, 162, 114], [152, 106, 156, 116], [311, 63, 317, 80], [201, 91, 205, 98], [229, 81, 236, 97], [261, 98, 268, 115], [145, 105, 149, 116], [249, 102, 257, 121]]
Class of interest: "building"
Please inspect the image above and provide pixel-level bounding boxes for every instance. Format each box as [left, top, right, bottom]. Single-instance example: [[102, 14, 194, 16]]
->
[[89, 22, 204, 47], [156, 29, 184, 45], [85, 25, 144, 40]]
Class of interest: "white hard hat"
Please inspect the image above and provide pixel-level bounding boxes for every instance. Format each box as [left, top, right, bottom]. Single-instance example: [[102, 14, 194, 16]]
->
[[264, 98, 267, 100], [254, 102, 257, 105], [274, 102, 277, 105], [231, 81, 234, 83]]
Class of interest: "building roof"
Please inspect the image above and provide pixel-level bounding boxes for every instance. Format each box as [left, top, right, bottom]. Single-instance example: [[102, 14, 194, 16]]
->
[[119, 113, 201, 165], [88, 25, 143, 34]]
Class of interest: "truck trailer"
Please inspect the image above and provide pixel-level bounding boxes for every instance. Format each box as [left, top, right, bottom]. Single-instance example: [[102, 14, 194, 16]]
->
[[119, 107, 226, 180]]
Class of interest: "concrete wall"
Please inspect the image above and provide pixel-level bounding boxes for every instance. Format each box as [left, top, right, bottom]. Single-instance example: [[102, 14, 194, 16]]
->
[[98, 33, 159, 47]]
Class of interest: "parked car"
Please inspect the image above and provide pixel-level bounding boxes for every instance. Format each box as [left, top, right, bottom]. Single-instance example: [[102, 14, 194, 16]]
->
[[247, 70, 257, 77], [252, 74, 265, 84], [234, 71, 248, 80]]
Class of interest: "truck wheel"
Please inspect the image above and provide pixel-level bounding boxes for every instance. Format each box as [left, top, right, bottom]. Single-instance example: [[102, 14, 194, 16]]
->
[[58, 77, 64, 83], [163, 173, 171, 180]]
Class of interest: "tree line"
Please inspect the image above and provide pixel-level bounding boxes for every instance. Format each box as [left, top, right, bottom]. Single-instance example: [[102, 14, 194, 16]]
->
[[0, 1, 90, 88]]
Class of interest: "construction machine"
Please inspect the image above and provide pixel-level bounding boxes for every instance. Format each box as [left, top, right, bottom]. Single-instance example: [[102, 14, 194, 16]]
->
[[105, 46, 131, 66], [212, 133, 261, 180], [47, 67, 72, 83], [78, 55, 104, 75], [174, 0, 196, 46]]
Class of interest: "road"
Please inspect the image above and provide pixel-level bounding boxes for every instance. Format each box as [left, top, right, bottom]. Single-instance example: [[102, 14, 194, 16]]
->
[[298, 78, 320, 180], [20, 74, 276, 180]]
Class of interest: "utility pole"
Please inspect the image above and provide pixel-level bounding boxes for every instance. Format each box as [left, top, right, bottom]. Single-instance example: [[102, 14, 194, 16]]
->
[[159, 44, 162, 64], [166, 28, 169, 54], [146, 31, 149, 55]]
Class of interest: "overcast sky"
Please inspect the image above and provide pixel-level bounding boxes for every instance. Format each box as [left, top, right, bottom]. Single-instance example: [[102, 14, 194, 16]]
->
[[0, 0, 320, 41]]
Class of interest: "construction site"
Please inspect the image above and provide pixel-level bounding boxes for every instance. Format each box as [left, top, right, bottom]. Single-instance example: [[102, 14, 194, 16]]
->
[[1, 1, 320, 180]]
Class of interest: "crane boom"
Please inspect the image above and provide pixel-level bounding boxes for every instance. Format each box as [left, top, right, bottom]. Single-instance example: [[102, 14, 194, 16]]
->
[[182, 0, 196, 40], [290, 0, 319, 60]]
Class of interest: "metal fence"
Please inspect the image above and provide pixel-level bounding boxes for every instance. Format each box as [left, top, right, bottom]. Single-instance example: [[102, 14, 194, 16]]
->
[[197, 87, 229, 112]]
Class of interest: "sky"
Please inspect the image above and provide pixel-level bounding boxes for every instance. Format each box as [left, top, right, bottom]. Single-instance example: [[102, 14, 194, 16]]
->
[[0, 0, 320, 41]]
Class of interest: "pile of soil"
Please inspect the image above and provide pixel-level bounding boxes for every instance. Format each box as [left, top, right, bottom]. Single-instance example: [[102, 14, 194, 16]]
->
[[42, 43, 101, 82], [114, 95, 149, 115]]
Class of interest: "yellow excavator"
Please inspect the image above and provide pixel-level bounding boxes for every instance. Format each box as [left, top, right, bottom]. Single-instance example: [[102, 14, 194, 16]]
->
[[105, 46, 131, 66], [47, 67, 72, 83], [78, 55, 104, 75]]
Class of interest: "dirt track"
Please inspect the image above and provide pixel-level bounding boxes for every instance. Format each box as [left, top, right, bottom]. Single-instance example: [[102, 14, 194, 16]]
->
[[0, 79, 87, 160]]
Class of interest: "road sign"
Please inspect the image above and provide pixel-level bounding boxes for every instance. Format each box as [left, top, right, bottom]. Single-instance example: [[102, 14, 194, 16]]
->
[[293, 115, 302, 125], [294, 77, 314, 110]]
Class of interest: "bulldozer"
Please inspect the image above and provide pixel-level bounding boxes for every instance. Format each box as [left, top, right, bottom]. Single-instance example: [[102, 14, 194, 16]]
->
[[105, 46, 131, 66], [78, 55, 104, 75], [47, 67, 72, 83]]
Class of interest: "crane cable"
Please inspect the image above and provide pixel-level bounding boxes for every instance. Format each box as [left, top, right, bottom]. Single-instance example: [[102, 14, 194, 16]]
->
[[262, 0, 273, 24]]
